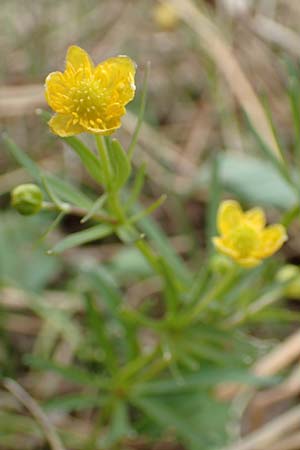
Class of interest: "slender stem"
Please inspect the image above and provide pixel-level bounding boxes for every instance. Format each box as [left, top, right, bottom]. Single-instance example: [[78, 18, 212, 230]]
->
[[128, 194, 167, 225], [138, 353, 170, 384], [135, 238, 160, 273], [42, 201, 118, 224], [127, 61, 150, 161], [108, 190, 126, 222], [4, 378, 66, 450], [281, 204, 300, 228], [181, 266, 239, 326], [225, 288, 283, 328]]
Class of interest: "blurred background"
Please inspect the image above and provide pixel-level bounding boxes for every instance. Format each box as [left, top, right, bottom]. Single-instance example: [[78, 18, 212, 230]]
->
[[1, 0, 300, 449]]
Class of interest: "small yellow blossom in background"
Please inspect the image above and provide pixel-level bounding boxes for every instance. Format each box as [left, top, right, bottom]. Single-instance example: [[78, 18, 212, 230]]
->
[[45, 46, 136, 137], [153, 2, 179, 30], [213, 200, 287, 268], [277, 265, 300, 299]]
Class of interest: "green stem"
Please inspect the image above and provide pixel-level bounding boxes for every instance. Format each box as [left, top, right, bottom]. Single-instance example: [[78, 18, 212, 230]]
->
[[181, 265, 239, 326], [135, 238, 160, 273], [128, 194, 167, 225], [224, 287, 283, 328], [127, 62, 150, 161], [108, 191, 126, 222], [281, 204, 300, 228], [42, 201, 117, 224]]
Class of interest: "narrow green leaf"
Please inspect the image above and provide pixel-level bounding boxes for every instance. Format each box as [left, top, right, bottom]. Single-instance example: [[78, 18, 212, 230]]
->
[[2, 131, 95, 211], [138, 214, 192, 285], [125, 162, 147, 211], [41, 175, 65, 208], [25, 355, 109, 388], [128, 61, 150, 160], [49, 224, 113, 254], [63, 136, 105, 185], [83, 267, 123, 310], [135, 369, 277, 396], [44, 393, 104, 412], [108, 139, 131, 190], [133, 395, 201, 447], [261, 95, 286, 163], [44, 174, 94, 209], [129, 195, 167, 225], [103, 401, 132, 446], [81, 194, 107, 223], [245, 112, 296, 191], [206, 155, 220, 252], [2, 133, 41, 182], [85, 294, 117, 371]]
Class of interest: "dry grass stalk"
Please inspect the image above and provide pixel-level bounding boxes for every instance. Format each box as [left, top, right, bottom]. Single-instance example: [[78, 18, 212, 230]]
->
[[3, 378, 66, 450], [217, 329, 300, 400], [222, 404, 300, 450], [0, 85, 44, 117], [250, 14, 300, 57], [166, 0, 281, 158], [254, 330, 300, 377], [271, 431, 300, 450]]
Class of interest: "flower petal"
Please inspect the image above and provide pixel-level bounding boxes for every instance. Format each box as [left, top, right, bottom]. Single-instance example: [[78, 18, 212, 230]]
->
[[45, 71, 71, 113], [255, 224, 287, 259], [217, 200, 243, 235], [66, 45, 94, 74], [94, 55, 136, 105], [245, 207, 266, 231], [213, 238, 260, 268], [212, 237, 238, 259], [49, 114, 85, 137], [82, 122, 121, 136]]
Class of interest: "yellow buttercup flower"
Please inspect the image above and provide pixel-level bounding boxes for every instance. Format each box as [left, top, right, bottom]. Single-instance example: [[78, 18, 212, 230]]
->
[[153, 2, 179, 30], [45, 45, 136, 137], [212, 200, 287, 268]]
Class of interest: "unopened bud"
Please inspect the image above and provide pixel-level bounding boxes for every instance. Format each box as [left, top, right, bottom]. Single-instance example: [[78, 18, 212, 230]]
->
[[277, 265, 300, 299], [11, 184, 43, 216], [277, 264, 299, 283]]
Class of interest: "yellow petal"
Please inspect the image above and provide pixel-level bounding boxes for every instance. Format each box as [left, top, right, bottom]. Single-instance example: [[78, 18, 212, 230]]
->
[[49, 114, 85, 137], [255, 224, 287, 259], [66, 45, 94, 74], [94, 55, 136, 105], [224, 225, 259, 259], [212, 237, 238, 259], [245, 207, 266, 231], [45, 71, 70, 113], [213, 237, 259, 268], [82, 121, 121, 136], [217, 200, 243, 235]]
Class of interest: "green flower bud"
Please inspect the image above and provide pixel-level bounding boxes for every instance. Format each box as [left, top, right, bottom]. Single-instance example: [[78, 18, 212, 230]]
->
[[277, 265, 300, 299], [277, 264, 300, 283], [11, 184, 43, 216]]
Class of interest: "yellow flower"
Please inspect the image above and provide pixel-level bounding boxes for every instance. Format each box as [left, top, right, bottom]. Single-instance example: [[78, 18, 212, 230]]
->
[[45, 45, 136, 137], [153, 2, 179, 30], [212, 200, 287, 268]]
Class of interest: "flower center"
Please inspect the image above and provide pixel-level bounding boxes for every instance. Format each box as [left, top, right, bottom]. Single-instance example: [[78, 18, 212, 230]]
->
[[226, 225, 259, 258], [69, 79, 104, 122]]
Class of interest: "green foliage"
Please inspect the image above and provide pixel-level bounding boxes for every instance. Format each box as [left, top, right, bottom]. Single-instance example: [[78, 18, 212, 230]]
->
[[0, 213, 61, 291], [2, 61, 299, 450]]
